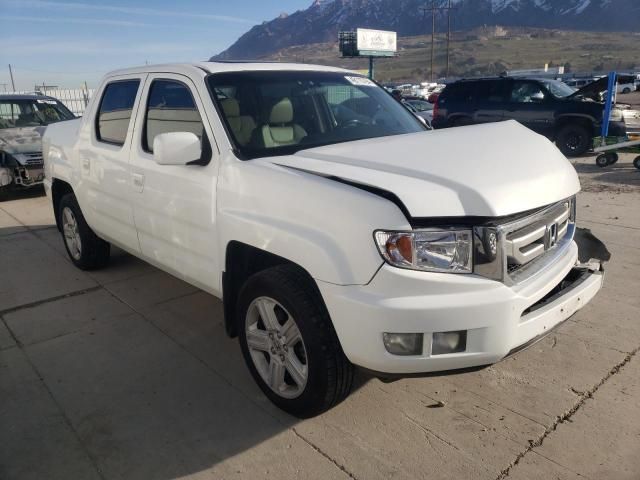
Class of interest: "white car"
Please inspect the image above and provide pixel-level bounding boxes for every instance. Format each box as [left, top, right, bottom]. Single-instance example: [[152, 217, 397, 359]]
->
[[43, 62, 604, 417]]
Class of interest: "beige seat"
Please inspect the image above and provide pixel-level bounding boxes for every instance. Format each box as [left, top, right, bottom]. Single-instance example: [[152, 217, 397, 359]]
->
[[221, 98, 256, 146], [261, 98, 307, 148]]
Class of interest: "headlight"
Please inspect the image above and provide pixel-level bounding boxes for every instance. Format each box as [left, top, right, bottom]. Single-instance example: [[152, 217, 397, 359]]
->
[[374, 229, 473, 273]]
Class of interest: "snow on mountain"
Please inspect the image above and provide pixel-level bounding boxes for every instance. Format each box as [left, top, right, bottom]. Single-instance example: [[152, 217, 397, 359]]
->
[[214, 0, 640, 60]]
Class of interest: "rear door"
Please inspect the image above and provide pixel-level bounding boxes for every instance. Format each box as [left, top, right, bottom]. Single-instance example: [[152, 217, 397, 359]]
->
[[472, 80, 508, 124], [503, 80, 555, 136], [77, 75, 145, 253], [128, 73, 222, 294]]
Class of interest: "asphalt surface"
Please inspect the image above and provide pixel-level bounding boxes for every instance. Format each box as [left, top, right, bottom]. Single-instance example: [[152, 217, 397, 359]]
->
[[1, 153, 639, 480]]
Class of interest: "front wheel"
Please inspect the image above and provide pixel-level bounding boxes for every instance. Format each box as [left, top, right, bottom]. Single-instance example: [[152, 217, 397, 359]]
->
[[237, 265, 354, 418], [556, 123, 591, 157], [58, 193, 110, 270], [634, 156, 640, 170]]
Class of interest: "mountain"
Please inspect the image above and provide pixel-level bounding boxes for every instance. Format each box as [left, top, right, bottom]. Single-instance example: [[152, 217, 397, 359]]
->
[[213, 0, 640, 60]]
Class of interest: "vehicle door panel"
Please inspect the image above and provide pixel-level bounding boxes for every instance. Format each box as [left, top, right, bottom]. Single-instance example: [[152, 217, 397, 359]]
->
[[504, 81, 554, 136], [77, 75, 146, 253], [129, 73, 221, 294], [473, 81, 507, 124]]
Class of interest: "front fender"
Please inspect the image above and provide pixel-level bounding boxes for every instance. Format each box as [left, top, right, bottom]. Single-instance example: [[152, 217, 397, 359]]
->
[[217, 156, 410, 285]]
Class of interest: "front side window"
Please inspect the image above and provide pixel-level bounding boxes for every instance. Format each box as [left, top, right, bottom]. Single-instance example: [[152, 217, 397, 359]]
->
[[510, 81, 545, 103], [96, 80, 140, 145], [143, 80, 204, 152], [208, 71, 425, 159], [0, 99, 74, 129]]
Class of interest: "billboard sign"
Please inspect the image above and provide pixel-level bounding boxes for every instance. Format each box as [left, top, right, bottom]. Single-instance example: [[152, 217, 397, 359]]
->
[[356, 28, 397, 56]]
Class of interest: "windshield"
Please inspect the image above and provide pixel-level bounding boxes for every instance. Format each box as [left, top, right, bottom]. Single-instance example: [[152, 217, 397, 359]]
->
[[539, 80, 576, 99], [0, 98, 75, 129], [207, 71, 425, 159]]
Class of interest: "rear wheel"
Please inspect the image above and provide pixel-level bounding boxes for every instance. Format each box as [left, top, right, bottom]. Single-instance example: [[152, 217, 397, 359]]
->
[[622, 87, 631, 94], [237, 264, 354, 417], [556, 123, 591, 157], [58, 193, 110, 270]]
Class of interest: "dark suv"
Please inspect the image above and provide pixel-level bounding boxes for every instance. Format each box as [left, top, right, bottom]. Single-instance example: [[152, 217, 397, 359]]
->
[[431, 77, 627, 156]]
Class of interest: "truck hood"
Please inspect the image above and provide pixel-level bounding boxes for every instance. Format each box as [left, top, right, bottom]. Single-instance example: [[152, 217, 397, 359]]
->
[[0, 126, 44, 155], [272, 120, 580, 219]]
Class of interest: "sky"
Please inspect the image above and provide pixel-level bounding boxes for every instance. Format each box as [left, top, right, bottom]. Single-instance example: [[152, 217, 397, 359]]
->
[[0, 0, 311, 90]]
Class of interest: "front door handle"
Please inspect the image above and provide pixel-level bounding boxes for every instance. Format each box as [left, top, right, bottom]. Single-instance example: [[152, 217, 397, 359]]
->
[[132, 173, 145, 193]]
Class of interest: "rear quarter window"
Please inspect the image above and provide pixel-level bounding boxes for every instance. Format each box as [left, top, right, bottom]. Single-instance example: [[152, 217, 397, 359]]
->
[[96, 80, 140, 145]]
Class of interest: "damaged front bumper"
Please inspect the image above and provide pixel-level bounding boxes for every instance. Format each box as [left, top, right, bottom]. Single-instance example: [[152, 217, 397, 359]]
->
[[0, 165, 45, 189], [318, 229, 608, 375]]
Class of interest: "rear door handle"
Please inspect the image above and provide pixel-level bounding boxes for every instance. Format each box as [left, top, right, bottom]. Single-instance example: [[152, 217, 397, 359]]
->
[[132, 173, 145, 192]]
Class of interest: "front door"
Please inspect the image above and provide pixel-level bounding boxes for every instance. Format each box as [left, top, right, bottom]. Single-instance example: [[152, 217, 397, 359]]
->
[[503, 80, 554, 136], [128, 73, 221, 294]]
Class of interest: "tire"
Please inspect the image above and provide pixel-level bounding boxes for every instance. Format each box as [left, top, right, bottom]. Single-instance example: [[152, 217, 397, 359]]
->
[[634, 156, 640, 170], [58, 193, 110, 270], [237, 264, 354, 418], [556, 123, 591, 157], [596, 154, 610, 168], [607, 152, 619, 165], [622, 88, 631, 94]]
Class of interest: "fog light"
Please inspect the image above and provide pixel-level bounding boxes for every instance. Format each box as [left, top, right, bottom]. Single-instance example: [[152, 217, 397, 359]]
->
[[383, 333, 423, 356], [432, 331, 467, 355]]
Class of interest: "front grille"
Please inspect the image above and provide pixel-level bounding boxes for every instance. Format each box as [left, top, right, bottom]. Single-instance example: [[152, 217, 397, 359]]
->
[[473, 198, 576, 284], [502, 199, 575, 284]]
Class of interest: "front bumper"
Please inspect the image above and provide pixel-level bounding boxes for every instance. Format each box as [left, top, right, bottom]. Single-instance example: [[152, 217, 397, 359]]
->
[[0, 165, 45, 189], [319, 240, 603, 374]]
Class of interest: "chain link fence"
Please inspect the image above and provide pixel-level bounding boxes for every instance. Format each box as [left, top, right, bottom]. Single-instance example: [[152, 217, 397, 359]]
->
[[5, 87, 95, 116]]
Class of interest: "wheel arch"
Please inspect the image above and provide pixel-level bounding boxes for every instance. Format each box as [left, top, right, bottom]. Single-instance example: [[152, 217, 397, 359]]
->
[[555, 114, 595, 135], [51, 178, 74, 231], [222, 241, 319, 338]]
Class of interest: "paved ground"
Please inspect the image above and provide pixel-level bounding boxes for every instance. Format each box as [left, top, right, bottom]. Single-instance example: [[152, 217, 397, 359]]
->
[[1, 154, 639, 480]]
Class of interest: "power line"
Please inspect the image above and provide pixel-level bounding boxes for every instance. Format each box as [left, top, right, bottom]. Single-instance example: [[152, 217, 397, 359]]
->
[[421, 1, 457, 80]]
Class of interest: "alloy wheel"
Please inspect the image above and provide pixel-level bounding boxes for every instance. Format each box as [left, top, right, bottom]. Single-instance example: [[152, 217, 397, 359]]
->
[[245, 296, 308, 399], [62, 207, 82, 261]]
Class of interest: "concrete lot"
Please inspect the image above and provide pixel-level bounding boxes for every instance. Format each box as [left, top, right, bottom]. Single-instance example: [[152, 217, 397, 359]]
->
[[1, 154, 639, 480]]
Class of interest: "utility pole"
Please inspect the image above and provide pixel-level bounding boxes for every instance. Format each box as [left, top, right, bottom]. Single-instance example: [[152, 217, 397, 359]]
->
[[446, 0, 451, 78], [421, 1, 457, 81], [8, 64, 15, 91]]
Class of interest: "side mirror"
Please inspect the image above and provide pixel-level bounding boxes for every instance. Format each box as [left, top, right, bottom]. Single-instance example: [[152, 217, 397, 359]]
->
[[152, 132, 201, 166], [531, 92, 545, 103], [414, 114, 432, 129]]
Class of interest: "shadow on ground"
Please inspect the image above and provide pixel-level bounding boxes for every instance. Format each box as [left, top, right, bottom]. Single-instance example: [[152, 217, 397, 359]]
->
[[0, 220, 376, 480]]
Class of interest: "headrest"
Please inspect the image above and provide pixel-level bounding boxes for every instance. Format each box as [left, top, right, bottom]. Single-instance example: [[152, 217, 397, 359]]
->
[[269, 98, 293, 124], [221, 98, 240, 118]]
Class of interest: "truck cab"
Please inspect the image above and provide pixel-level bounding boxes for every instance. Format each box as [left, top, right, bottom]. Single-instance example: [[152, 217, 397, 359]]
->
[[43, 62, 605, 417]]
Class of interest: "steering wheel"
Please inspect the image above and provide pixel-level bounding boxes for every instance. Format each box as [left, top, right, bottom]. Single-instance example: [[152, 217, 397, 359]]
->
[[341, 118, 366, 129]]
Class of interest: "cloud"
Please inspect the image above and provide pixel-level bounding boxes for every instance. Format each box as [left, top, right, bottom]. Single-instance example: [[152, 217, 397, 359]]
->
[[0, 0, 255, 24], [0, 14, 150, 27]]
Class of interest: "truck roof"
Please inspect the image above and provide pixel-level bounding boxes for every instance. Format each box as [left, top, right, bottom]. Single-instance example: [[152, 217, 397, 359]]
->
[[0, 93, 59, 101], [104, 61, 353, 78]]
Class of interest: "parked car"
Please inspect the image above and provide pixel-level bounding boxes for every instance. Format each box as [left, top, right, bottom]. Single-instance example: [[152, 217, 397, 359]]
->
[[0, 93, 75, 199], [43, 62, 605, 417], [405, 99, 434, 124], [432, 76, 627, 156]]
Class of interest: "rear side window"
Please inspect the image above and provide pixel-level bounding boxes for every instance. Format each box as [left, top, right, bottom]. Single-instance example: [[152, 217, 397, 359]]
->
[[475, 81, 507, 103], [96, 80, 140, 145], [143, 79, 204, 153], [442, 82, 476, 103]]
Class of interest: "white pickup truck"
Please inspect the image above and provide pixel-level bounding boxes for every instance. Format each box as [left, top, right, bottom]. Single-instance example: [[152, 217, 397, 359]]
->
[[43, 62, 605, 417]]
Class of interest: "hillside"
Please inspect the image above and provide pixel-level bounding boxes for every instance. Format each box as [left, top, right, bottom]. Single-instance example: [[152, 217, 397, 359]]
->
[[259, 27, 640, 82], [214, 0, 640, 60]]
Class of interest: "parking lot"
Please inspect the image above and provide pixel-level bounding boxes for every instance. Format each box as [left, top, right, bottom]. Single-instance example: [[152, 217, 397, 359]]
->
[[1, 153, 639, 480]]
